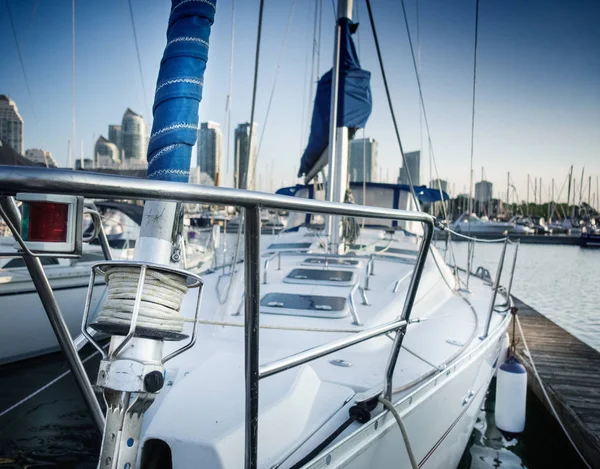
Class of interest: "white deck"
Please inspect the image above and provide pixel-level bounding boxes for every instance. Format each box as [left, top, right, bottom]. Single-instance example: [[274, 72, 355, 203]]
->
[[141, 226, 510, 468]]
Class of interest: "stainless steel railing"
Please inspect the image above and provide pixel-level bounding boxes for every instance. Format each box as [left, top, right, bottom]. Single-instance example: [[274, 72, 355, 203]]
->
[[438, 223, 520, 339], [0, 167, 435, 469]]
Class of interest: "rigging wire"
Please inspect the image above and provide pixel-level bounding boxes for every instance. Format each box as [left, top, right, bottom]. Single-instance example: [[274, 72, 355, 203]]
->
[[5, 0, 40, 147], [256, 0, 297, 159], [224, 0, 236, 180], [72, 0, 76, 167], [467, 0, 480, 219], [247, 0, 265, 190], [364, 0, 421, 211], [397, 0, 447, 217], [127, 0, 151, 128], [316, 0, 323, 79], [299, 1, 315, 157]]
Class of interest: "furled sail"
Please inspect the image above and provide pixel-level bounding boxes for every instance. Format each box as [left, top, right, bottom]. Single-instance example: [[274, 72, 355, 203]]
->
[[146, 0, 216, 182], [298, 19, 372, 178]]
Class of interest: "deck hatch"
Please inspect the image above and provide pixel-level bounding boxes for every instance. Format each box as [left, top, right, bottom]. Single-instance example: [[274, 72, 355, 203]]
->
[[266, 242, 312, 251], [303, 257, 359, 267], [283, 268, 355, 286], [260, 293, 347, 318]]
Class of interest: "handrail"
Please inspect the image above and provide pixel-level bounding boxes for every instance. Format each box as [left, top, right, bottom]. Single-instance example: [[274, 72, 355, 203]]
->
[[259, 318, 408, 379], [347, 282, 364, 326], [262, 251, 281, 284], [481, 237, 509, 338], [0, 167, 435, 469], [0, 167, 433, 224], [393, 271, 413, 293]]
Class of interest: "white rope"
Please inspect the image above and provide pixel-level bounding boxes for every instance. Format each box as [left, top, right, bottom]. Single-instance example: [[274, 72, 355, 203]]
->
[[515, 315, 592, 469], [378, 396, 418, 469], [95, 266, 188, 333]]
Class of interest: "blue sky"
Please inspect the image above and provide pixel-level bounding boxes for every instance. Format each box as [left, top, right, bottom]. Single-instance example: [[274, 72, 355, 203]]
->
[[1, 0, 598, 203]]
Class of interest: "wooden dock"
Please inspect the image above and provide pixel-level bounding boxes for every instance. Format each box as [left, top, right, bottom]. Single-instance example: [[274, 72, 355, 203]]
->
[[512, 296, 600, 468]]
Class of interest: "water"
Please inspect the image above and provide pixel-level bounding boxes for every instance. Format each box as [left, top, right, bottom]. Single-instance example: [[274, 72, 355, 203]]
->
[[440, 241, 600, 352], [464, 382, 587, 469]]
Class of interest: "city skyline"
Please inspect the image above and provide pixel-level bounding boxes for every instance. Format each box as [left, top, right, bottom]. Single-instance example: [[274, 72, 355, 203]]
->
[[0, 95, 23, 155], [234, 122, 258, 190], [349, 138, 378, 183], [197, 121, 222, 186], [0, 0, 598, 200]]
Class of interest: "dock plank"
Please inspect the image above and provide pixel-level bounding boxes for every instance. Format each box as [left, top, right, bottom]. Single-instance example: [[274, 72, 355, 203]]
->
[[512, 296, 600, 467]]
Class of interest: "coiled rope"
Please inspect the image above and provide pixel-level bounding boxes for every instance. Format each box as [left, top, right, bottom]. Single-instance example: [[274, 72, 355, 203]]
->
[[95, 266, 188, 334]]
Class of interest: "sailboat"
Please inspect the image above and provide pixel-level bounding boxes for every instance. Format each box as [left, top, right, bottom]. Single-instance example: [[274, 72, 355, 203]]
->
[[0, 0, 516, 468]]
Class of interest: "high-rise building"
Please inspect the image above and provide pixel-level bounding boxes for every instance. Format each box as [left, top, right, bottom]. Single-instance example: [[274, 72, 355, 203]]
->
[[196, 121, 223, 185], [429, 178, 448, 193], [108, 125, 122, 149], [398, 150, 420, 186], [349, 138, 377, 182], [94, 136, 121, 168], [120, 108, 147, 160], [475, 181, 493, 203], [0, 95, 24, 155], [234, 122, 258, 189], [25, 148, 57, 167]]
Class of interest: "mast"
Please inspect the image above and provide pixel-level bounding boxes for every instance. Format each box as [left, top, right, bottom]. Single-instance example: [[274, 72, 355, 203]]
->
[[325, 0, 352, 253], [588, 175, 591, 207], [92, 2, 217, 468], [566, 165, 573, 214], [572, 177, 576, 216], [579, 167, 585, 205], [526, 174, 529, 216]]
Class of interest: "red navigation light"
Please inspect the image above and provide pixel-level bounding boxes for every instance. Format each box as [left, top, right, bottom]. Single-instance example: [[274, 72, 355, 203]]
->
[[24, 202, 69, 243]]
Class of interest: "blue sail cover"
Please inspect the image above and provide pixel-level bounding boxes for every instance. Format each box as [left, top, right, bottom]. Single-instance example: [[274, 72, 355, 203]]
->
[[147, 0, 216, 182], [277, 182, 449, 204], [298, 19, 372, 177]]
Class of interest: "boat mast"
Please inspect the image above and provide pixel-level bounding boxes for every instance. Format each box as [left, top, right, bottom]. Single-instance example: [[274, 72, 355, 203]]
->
[[566, 165, 573, 216], [326, 0, 352, 253], [526, 174, 529, 216]]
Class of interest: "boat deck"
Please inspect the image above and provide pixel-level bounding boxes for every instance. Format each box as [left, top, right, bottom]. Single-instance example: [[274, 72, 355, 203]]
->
[[512, 296, 600, 468]]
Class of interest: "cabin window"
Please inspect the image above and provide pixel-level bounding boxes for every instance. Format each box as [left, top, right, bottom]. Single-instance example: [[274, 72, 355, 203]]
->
[[260, 293, 347, 318]]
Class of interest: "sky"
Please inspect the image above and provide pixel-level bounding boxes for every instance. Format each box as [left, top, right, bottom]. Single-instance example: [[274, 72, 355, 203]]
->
[[0, 0, 599, 204]]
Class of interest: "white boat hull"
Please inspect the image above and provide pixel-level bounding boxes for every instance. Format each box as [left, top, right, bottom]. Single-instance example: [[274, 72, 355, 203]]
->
[[0, 273, 106, 364], [305, 315, 507, 469]]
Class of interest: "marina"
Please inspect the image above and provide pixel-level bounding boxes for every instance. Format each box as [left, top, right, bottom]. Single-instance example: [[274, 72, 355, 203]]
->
[[0, 0, 598, 468]]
